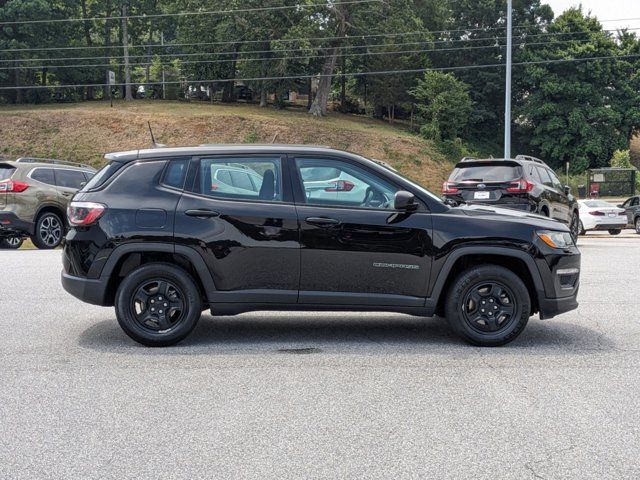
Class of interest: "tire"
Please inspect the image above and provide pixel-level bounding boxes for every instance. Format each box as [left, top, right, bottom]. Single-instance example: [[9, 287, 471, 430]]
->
[[608, 229, 621, 236], [0, 237, 24, 249], [31, 211, 64, 249], [569, 211, 580, 242], [579, 221, 586, 236], [115, 263, 202, 347], [636, 218, 640, 235], [445, 265, 531, 347]]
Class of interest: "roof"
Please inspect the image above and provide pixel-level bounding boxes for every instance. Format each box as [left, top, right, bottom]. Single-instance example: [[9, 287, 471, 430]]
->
[[104, 144, 357, 162]]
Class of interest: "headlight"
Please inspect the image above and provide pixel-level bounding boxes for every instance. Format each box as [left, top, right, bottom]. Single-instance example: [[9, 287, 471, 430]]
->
[[536, 230, 574, 249]]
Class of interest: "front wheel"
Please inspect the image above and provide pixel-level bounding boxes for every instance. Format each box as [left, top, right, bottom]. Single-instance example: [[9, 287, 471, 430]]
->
[[31, 212, 64, 249], [115, 263, 202, 347], [0, 237, 24, 249], [608, 229, 621, 236], [445, 265, 531, 347], [579, 220, 586, 236], [635, 218, 640, 235]]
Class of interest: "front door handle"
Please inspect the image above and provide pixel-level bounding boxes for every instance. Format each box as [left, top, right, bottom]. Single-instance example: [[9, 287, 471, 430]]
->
[[185, 209, 220, 218], [306, 216, 341, 226]]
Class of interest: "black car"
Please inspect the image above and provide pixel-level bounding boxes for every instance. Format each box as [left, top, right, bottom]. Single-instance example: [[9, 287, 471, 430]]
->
[[619, 195, 640, 233], [61, 145, 580, 347], [443, 155, 580, 240]]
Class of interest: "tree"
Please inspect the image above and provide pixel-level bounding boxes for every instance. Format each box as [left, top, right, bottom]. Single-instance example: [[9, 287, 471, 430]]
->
[[411, 71, 473, 141], [516, 8, 640, 172]]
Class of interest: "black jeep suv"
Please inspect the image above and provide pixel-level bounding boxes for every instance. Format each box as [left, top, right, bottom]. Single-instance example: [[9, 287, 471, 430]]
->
[[442, 155, 580, 240], [62, 145, 580, 347]]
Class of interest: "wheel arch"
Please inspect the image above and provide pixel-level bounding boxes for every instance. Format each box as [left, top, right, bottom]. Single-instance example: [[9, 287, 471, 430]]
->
[[429, 247, 543, 316], [99, 243, 216, 306], [33, 203, 66, 234]]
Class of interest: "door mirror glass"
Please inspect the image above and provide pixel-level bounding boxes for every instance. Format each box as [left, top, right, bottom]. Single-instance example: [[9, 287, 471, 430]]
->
[[564, 185, 571, 195], [394, 191, 417, 211]]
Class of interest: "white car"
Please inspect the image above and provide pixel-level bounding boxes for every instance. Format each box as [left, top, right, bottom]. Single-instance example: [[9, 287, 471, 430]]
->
[[577, 200, 627, 235]]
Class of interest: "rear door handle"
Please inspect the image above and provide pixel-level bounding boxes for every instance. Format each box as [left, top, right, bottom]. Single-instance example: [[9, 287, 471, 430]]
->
[[185, 209, 220, 218], [305, 216, 341, 226]]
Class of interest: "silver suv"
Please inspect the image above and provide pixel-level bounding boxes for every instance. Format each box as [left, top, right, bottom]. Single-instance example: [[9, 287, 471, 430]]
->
[[0, 157, 96, 249]]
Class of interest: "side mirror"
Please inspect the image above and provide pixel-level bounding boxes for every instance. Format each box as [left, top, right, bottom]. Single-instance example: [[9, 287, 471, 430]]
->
[[79, 182, 87, 188], [564, 185, 571, 196], [394, 190, 418, 211], [617, 204, 623, 208]]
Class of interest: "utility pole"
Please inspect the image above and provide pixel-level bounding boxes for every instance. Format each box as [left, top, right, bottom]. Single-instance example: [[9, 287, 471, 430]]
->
[[122, 3, 133, 101], [161, 31, 166, 100], [504, 0, 513, 159]]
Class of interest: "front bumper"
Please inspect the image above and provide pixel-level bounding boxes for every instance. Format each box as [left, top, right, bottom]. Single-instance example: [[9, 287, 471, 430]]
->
[[0, 211, 33, 237], [538, 288, 579, 319]]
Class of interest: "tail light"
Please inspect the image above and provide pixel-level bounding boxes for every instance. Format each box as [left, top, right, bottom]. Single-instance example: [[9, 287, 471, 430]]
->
[[67, 201, 106, 226], [506, 179, 535, 193], [0, 179, 29, 193], [325, 180, 355, 192], [619, 211, 626, 216], [442, 181, 459, 194], [588, 211, 605, 216]]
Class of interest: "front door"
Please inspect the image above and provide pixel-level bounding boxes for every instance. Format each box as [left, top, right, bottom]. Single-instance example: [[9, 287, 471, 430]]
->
[[175, 154, 299, 304], [623, 196, 639, 226], [291, 155, 432, 306]]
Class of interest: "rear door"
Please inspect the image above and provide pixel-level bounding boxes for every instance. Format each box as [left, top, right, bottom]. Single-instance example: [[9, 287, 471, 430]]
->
[[625, 196, 640, 224], [53, 168, 87, 204], [547, 170, 570, 222], [291, 155, 432, 306], [536, 167, 564, 221], [175, 154, 300, 303]]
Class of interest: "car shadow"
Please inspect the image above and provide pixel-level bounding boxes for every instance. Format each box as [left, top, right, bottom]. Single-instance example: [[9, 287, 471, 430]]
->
[[78, 312, 617, 355]]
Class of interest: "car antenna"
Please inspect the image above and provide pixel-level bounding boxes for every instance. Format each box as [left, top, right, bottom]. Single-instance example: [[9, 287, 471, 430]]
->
[[271, 131, 279, 144], [147, 121, 166, 148]]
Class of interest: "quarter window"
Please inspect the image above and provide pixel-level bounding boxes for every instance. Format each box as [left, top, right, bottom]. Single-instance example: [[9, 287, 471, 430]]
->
[[162, 158, 190, 189], [195, 157, 282, 202], [31, 168, 56, 186], [536, 167, 554, 188], [295, 157, 400, 209]]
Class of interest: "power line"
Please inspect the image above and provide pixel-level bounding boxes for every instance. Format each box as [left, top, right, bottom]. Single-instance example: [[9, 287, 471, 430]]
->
[[0, 0, 379, 26], [0, 37, 614, 72], [2, 53, 638, 91], [5, 27, 637, 65]]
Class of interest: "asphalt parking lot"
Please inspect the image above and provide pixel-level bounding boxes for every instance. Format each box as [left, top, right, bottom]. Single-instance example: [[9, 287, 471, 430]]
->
[[1, 231, 639, 479]]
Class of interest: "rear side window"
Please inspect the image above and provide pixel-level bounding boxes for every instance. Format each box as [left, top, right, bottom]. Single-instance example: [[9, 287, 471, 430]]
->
[[80, 162, 123, 191], [31, 168, 56, 185], [162, 158, 190, 189], [55, 169, 87, 189], [450, 164, 521, 182], [194, 157, 282, 202], [536, 167, 554, 188]]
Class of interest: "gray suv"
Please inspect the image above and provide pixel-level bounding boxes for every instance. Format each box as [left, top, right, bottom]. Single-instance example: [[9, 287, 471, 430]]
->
[[0, 157, 96, 249]]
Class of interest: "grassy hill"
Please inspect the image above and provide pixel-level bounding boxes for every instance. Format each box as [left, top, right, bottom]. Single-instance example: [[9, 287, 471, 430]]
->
[[0, 101, 455, 192]]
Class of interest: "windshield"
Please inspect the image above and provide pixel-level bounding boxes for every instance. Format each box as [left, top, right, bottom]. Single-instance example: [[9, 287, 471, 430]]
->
[[450, 165, 522, 182]]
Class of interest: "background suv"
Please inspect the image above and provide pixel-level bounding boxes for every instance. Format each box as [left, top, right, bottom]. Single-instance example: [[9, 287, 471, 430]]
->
[[0, 158, 96, 249], [619, 195, 640, 233], [442, 155, 580, 240], [61, 145, 580, 348]]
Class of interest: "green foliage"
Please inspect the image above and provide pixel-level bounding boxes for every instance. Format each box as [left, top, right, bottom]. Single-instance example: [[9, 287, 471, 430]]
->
[[411, 71, 473, 141]]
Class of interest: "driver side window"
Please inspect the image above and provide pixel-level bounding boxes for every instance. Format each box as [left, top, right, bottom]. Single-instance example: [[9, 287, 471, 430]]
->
[[295, 157, 400, 209]]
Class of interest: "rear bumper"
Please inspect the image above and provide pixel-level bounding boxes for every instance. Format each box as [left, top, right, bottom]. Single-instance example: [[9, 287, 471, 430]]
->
[[0, 211, 33, 237], [61, 271, 112, 306], [586, 222, 626, 231]]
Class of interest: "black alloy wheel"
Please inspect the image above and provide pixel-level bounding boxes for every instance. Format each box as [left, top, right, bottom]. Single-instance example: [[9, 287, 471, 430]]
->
[[461, 282, 517, 334], [445, 264, 531, 346], [115, 263, 202, 346], [569, 212, 580, 242], [0, 237, 23, 249]]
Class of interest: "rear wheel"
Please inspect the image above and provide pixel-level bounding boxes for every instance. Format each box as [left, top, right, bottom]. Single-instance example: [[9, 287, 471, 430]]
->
[[115, 263, 202, 347], [445, 265, 531, 347], [579, 220, 586, 236], [31, 212, 64, 249], [569, 212, 580, 242], [0, 237, 23, 249], [608, 229, 621, 235]]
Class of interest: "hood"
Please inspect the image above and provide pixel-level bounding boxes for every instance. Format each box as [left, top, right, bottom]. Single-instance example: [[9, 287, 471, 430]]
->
[[453, 204, 569, 231]]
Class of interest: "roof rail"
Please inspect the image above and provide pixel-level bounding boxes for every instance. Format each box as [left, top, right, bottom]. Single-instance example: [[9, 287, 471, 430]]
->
[[459, 156, 478, 162], [16, 157, 94, 170], [514, 154, 546, 165]]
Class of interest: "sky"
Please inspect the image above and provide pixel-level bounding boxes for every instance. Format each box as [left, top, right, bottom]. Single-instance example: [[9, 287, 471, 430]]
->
[[544, 0, 640, 30]]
